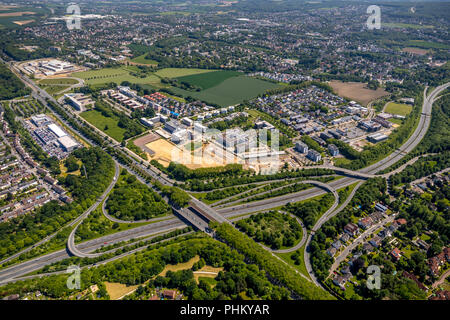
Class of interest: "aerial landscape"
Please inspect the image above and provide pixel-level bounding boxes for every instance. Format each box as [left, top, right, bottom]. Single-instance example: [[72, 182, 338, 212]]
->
[[0, 0, 448, 311]]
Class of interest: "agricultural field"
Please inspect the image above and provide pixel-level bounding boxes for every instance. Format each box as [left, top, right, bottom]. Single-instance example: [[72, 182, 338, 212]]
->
[[401, 47, 429, 56], [0, 5, 48, 28], [329, 80, 389, 106], [154, 68, 215, 78], [9, 99, 46, 118], [385, 102, 413, 116], [80, 109, 126, 142], [171, 76, 282, 107], [235, 211, 303, 250], [175, 70, 243, 90], [403, 40, 450, 50]]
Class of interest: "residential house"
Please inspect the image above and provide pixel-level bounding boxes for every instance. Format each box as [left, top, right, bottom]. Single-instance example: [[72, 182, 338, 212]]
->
[[369, 235, 383, 248], [390, 247, 402, 261], [358, 216, 374, 230], [344, 223, 359, 237]]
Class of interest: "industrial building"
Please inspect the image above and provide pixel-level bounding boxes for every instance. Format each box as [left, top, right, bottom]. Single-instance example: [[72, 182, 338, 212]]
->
[[47, 123, 67, 138], [367, 133, 388, 143], [58, 136, 79, 152]]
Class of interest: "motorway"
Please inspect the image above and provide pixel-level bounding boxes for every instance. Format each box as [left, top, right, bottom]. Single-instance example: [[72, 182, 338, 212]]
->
[[2, 56, 449, 291]]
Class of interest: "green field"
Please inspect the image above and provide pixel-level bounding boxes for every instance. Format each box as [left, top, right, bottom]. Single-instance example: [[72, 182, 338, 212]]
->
[[154, 68, 216, 78], [175, 70, 243, 90], [72, 67, 161, 86], [41, 85, 71, 95], [73, 67, 217, 86], [171, 76, 282, 107], [80, 109, 126, 142], [383, 23, 434, 30], [405, 40, 450, 50], [38, 78, 79, 85], [129, 54, 159, 65], [385, 102, 412, 116]]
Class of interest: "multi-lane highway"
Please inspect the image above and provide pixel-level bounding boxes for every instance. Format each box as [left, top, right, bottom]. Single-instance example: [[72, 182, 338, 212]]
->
[[2, 56, 448, 292]]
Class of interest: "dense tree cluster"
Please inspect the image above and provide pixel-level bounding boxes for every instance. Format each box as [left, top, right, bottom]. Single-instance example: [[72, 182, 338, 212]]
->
[[214, 223, 334, 300], [0, 63, 30, 100], [284, 193, 336, 229], [236, 211, 302, 250], [106, 169, 170, 221]]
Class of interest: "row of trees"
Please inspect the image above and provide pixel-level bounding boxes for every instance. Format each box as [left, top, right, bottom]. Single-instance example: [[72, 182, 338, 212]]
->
[[181, 167, 334, 192]]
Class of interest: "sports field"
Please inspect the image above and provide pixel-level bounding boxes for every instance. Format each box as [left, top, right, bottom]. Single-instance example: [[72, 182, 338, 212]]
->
[[175, 70, 243, 90], [384, 102, 412, 116], [171, 76, 282, 107], [80, 109, 126, 142]]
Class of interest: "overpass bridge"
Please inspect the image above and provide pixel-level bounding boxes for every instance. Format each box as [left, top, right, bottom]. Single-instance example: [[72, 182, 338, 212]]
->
[[306, 165, 376, 179], [173, 207, 211, 234]]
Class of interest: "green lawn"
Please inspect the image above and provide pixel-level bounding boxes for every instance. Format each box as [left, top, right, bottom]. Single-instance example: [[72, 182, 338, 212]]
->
[[38, 78, 79, 85], [175, 70, 243, 90], [80, 109, 126, 142], [171, 76, 282, 107], [276, 246, 310, 279], [72, 67, 161, 86], [385, 102, 412, 116], [129, 54, 159, 65], [41, 85, 71, 95]]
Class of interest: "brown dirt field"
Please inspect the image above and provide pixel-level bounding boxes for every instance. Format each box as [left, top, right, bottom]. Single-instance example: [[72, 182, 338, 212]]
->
[[145, 138, 232, 169], [0, 6, 17, 10], [13, 20, 34, 25], [158, 256, 200, 277], [329, 81, 389, 106], [133, 132, 160, 147], [402, 47, 429, 56], [104, 282, 139, 300], [0, 11, 35, 17]]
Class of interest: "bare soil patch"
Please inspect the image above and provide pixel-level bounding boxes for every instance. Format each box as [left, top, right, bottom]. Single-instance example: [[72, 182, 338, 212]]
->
[[329, 81, 389, 106]]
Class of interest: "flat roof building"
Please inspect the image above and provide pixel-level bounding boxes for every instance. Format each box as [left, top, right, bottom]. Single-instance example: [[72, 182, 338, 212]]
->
[[48, 124, 67, 138], [58, 136, 78, 152]]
